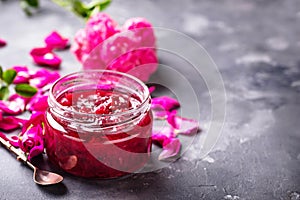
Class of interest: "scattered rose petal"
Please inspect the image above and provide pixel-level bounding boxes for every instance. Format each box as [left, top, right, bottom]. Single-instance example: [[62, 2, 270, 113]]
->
[[27, 143, 44, 160], [0, 100, 24, 115], [0, 116, 27, 131], [22, 111, 45, 132], [30, 47, 61, 68], [0, 132, 20, 147], [151, 104, 168, 119], [158, 137, 181, 161], [151, 96, 180, 111], [0, 38, 6, 47], [12, 66, 30, 84], [29, 68, 60, 88], [8, 94, 31, 112], [19, 123, 44, 160], [27, 94, 48, 112], [173, 116, 200, 136], [166, 110, 178, 129], [148, 86, 156, 94], [45, 31, 69, 50], [152, 126, 175, 147]]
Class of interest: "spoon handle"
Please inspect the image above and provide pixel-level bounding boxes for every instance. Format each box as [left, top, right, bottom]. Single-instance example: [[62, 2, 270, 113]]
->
[[0, 136, 32, 168]]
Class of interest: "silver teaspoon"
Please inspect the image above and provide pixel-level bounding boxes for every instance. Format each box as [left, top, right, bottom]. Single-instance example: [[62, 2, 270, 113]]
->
[[0, 136, 63, 186]]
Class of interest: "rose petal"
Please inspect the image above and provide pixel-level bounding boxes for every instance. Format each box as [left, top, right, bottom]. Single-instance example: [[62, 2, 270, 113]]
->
[[151, 96, 180, 111], [45, 31, 69, 50], [11, 66, 30, 84], [0, 116, 27, 131], [0, 100, 23, 115], [158, 138, 181, 161], [28, 144, 44, 160], [152, 126, 175, 147], [123, 17, 156, 47], [0, 38, 6, 47], [19, 123, 42, 151], [30, 47, 61, 68], [0, 132, 19, 147], [29, 68, 60, 88], [22, 111, 45, 133], [71, 13, 119, 62], [148, 86, 155, 94], [173, 116, 200, 136], [166, 110, 178, 129], [8, 94, 31, 112], [19, 123, 44, 160], [151, 104, 168, 119], [27, 94, 48, 112]]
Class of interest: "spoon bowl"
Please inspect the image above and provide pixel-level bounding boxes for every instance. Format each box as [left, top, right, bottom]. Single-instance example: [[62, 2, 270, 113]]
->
[[0, 136, 63, 186], [34, 168, 64, 185]]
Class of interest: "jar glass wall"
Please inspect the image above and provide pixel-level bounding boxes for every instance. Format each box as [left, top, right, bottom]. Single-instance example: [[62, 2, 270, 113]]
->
[[45, 70, 152, 178]]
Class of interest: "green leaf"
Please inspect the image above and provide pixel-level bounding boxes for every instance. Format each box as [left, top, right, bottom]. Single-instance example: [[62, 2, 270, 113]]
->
[[26, 0, 39, 7], [2, 69, 17, 85], [15, 84, 37, 98], [0, 66, 3, 79], [0, 86, 9, 100], [20, 0, 39, 16], [86, 0, 111, 10], [72, 0, 89, 18], [51, 0, 71, 7]]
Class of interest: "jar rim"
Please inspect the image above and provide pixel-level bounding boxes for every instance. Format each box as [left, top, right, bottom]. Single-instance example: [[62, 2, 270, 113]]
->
[[49, 70, 150, 118]]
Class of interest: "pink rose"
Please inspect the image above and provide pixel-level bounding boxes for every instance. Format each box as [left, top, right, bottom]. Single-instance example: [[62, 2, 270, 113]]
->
[[71, 13, 158, 82]]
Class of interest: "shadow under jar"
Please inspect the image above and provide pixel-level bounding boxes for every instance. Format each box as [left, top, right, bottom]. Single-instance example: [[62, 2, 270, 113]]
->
[[45, 70, 153, 179]]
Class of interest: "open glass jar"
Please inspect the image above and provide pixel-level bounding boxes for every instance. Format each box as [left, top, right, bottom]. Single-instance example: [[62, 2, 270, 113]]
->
[[45, 70, 152, 178]]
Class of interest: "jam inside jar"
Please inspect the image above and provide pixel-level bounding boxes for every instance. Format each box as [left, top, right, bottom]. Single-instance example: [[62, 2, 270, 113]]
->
[[45, 70, 152, 178]]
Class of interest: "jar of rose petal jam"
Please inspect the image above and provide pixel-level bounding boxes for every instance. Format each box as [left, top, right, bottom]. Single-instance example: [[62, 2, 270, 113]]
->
[[45, 70, 152, 178]]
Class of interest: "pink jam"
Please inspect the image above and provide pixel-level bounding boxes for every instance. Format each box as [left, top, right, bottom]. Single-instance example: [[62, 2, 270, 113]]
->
[[45, 87, 152, 178]]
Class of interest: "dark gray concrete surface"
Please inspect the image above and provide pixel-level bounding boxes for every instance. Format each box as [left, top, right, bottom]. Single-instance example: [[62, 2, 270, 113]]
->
[[0, 0, 300, 199]]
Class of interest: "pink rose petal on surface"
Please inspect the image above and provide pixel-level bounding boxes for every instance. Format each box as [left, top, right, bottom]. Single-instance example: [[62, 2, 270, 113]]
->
[[158, 137, 181, 161], [148, 86, 156, 94], [173, 116, 200, 136], [166, 110, 200, 135], [27, 94, 48, 112], [151, 96, 180, 111], [30, 47, 61, 68], [19, 123, 44, 160], [153, 110, 168, 119], [28, 144, 44, 160], [29, 68, 60, 88], [152, 134, 169, 147], [22, 111, 45, 133], [12, 66, 30, 84], [0, 38, 6, 47], [45, 31, 69, 50], [0, 100, 24, 115], [0, 132, 19, 148], [166, 110, 178, 129], [8, 94, 31, 112], [152, 126, 175, 147], [0, 116, 27, 131]]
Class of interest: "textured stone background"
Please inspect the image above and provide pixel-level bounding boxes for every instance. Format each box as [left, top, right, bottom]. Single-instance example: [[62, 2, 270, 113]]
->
[[0, 0, 299, 199]]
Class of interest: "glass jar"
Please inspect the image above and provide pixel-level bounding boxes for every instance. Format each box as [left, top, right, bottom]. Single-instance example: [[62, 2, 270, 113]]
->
[[45, 70, 152, 179]]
